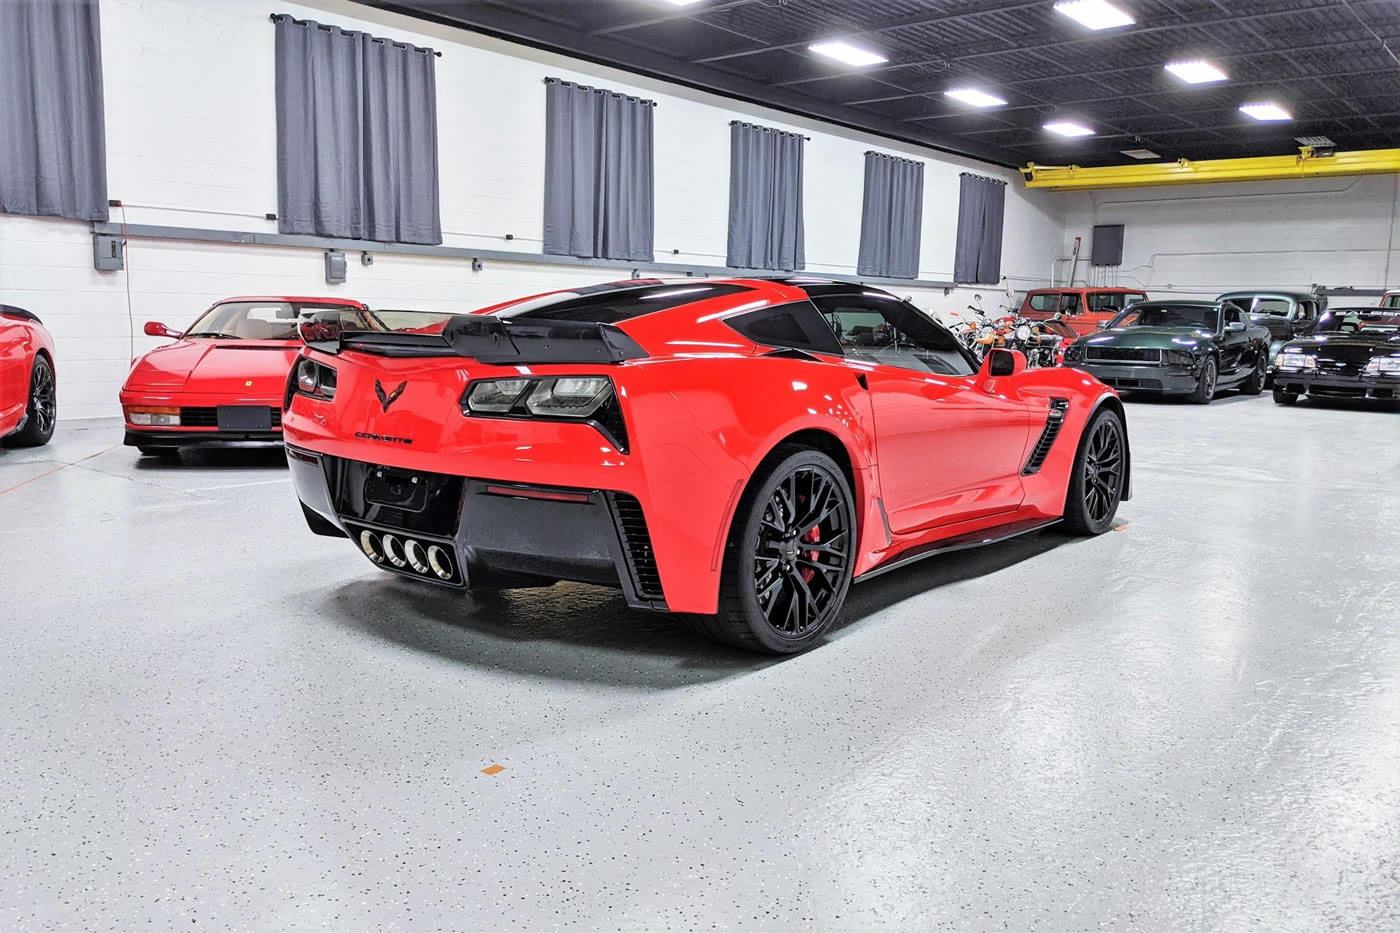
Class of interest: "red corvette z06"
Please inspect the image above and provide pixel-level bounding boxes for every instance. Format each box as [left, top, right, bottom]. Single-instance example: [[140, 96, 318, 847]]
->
[[1, 305, 58, 448], [284, 278, 1131, 653]]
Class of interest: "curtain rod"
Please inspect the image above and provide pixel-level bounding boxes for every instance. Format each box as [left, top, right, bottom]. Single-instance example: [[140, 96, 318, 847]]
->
[[544, 77, 658, 106], [730, 120, 810, 141], [866, 151, 920, 165], [270, 13, 442, 56], [961, 171, 1007, 185]]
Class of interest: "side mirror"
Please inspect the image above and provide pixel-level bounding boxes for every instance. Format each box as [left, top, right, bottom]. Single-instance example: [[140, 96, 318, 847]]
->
[[1226, 321, 1246, 332], [144, 321, 180, 338], [980, 348, 1025, 384]]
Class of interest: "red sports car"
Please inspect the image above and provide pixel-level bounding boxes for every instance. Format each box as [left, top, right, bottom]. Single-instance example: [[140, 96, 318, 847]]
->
[[1, 305, 57, 448], [284, 278, 1132, 653], [120, 296, 375, 455]]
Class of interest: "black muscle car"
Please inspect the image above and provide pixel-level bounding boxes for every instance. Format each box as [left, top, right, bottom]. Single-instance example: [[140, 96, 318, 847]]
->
[[1272, 308, 1400, 405], [1216, 290, 1324, 386], [1062, 300, 1271, 403]]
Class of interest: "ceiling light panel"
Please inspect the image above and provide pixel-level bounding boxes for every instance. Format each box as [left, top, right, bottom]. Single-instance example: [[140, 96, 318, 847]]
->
[[1164, 60, 1228, 84], [809, 40, 888, 67], [1053, 0, 1135, 30], [1121, 148, 1161, 159], [945, 88, 1008, 108], [1045, 121, 1094, 137], [1240, 102, 1292, 122]]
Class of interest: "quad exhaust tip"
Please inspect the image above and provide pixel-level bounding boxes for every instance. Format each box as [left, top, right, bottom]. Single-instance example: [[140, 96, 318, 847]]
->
[[361, 528, 456, 581]]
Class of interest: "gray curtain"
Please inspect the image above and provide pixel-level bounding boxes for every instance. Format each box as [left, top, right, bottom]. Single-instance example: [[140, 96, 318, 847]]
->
[[274, 15, 441, 245], [858, 152, 923, 279], [0, 0, 108, 222], [543, 79, 654, 261], [953, 173, 1006, 285], [727, 122, 804, 271]]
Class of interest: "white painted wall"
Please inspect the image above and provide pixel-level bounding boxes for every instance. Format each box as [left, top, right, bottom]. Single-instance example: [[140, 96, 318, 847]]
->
[[1059, 174, 1400, 300], [3, 0, 1073, 420]]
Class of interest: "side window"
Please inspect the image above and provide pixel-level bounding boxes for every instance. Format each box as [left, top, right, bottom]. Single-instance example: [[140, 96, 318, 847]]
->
[[1224, 306, 1244, 326], [1028, 293, 1060, 312], [725, 301, 844, 355], [1060, 293, 1082, 314], [811, 295, 975, 377], [1382, 294, 1400, 309]]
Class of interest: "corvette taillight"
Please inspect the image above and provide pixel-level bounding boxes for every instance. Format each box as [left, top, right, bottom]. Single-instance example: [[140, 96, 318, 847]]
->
[[285, 357, 337, 409], [461, 376, 627, 451]]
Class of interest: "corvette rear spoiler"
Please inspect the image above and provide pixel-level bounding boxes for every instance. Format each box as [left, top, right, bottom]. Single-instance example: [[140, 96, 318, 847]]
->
[[299, 312, 647, 364]]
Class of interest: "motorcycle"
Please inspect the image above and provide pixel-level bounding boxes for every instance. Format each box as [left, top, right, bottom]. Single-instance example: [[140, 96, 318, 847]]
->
[[1006, 315, 1077, 368]]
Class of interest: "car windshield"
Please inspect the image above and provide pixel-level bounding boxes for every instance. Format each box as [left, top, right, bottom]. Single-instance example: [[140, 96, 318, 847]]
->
[[1240, 297, 1293, 316], [184, 301, 377, 340], [1112, 305, 1220, 331], [1312, 310, 1400, 334]]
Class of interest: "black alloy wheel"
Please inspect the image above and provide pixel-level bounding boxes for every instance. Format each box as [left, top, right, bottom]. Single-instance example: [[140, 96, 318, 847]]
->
[[1241, 352, 1265, 395], [8, 356, 56, 447], [1190, 357, 1217, 404], [695, 447, 856, 654], [1064, 408, 1126, 535]]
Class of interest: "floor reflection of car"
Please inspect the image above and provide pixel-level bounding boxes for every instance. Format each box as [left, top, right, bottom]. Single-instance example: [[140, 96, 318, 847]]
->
[[1273, 307, 1400, 405], [1062, 300, 1271, 403], [120, 296, 374, 456], [1216, 290, 1323, 386], [1019, 287, 1149, 336]]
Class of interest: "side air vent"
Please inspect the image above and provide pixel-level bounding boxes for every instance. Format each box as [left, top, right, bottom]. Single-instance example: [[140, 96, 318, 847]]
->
[[606, 492, 665, 604], [1023, 398, 1071, 475]]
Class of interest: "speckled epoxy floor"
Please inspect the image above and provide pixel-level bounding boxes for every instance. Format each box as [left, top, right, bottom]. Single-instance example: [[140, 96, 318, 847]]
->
[[2, 394, 1398, 930]]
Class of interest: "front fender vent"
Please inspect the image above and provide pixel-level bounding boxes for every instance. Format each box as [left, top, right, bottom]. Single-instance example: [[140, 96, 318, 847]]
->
[[1022, 398, 1070, 475]]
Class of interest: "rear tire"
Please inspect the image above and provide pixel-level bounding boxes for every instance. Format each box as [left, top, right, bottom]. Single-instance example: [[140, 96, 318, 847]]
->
[[692, 446, 856, 654], [1241, 353, 1265, 395], [1063, 408, 1126, 536], [1272, 387, 1299, 405], [7, 356, 56, 448], [1189, 357, 1217, 404]]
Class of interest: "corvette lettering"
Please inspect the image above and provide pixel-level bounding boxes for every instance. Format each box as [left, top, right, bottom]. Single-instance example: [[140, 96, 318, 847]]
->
[[354, 431, 413, 445]]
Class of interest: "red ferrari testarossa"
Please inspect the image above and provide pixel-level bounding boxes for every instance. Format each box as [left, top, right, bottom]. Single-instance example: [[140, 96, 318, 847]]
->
[[283, 278, 1132, 653], [120, 296, 374, 455]]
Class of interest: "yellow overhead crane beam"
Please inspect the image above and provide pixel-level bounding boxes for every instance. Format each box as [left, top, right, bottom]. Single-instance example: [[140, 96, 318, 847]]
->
[[1022, 147, 1400, 191]]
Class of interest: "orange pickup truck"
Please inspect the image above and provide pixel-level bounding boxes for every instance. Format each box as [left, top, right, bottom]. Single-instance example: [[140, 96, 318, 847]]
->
[[1019, 287, 1149, 336]]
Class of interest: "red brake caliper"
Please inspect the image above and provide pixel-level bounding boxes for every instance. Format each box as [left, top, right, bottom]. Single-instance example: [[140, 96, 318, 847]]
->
[[800, 524, 820, 583]]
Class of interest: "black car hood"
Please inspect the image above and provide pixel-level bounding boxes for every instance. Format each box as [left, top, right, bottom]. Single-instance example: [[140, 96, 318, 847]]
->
[[1083, 326, 1215, 350], [1290, 334, 1400, 354]]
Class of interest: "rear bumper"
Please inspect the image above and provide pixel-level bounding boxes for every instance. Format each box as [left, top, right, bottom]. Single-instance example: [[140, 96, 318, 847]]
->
[[1274, 371, 1398, 399], [1074, 362, 1197, 393], [288, 446, 668, 610]]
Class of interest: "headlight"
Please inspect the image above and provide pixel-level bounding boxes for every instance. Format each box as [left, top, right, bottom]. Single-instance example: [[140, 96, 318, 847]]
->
[[1064, 344, 1085, 362], [127, 406, 179, 426], [286, 358, 337, 408], [1364, 356, 1400, 375], [1275, 352, 1315, 371], [1015, 324, 1031, 341], [1165, 350, 1196, 366]]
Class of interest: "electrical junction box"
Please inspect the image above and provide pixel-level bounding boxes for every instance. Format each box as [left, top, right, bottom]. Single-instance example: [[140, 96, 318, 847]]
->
[[325, 250, 347, 284], [93, 235, 124, 271]]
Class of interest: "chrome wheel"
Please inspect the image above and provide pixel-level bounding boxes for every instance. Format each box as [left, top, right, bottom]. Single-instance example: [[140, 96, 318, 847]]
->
[[1082, 418, 1124, 525], [752, 466, 853, 638], [29, 358, 55, 435]]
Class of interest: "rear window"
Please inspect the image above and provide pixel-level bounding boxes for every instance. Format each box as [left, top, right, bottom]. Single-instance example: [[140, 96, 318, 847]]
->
[[493, 283, 753, 324], [1088, 292, 1147, 312], [726, 301, 844, 355]]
